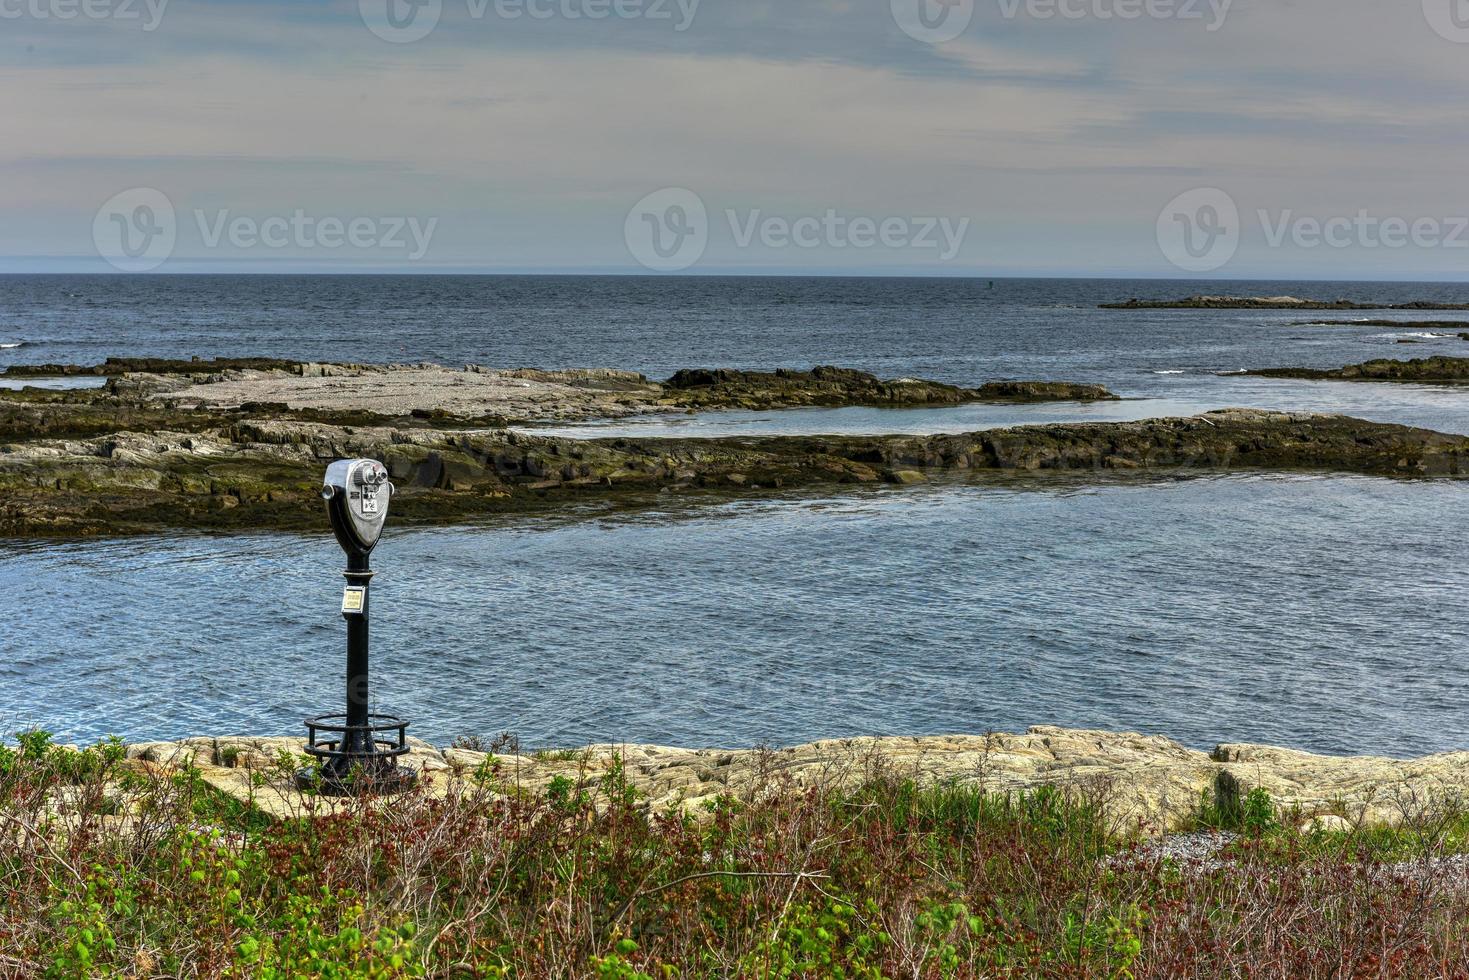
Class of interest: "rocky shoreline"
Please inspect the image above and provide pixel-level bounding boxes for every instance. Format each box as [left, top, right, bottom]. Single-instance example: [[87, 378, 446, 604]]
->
[[119, 726, 1469, 831], [4, 406, 1468, 537], [3, 359, 1468, 537]]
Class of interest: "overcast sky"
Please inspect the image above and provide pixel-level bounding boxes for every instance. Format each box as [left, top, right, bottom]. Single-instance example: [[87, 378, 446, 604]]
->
[[3, 0, 1468, 278]]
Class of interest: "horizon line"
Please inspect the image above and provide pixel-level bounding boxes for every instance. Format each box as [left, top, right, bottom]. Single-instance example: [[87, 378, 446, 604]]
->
[[4, 269, 1469, 285]]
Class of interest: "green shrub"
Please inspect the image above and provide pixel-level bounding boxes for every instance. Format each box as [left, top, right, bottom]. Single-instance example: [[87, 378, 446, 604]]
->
[[1196, 772, 1278, 834]]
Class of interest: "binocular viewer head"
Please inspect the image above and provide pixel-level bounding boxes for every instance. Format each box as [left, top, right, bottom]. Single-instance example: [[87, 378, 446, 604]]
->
[[323, 459, 395, 553]]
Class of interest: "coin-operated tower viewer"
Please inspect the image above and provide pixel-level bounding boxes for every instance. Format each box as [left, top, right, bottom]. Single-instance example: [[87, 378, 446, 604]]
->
[[299, 459, 416, 794]]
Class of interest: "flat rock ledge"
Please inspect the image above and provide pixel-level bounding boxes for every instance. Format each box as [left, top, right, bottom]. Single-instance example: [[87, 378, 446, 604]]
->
[[2, 362, 1118, 423], [121, 727, 1469, 833], [5, 408, 1467, 537]]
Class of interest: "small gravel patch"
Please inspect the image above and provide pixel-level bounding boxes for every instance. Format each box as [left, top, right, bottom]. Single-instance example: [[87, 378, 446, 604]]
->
[[1108, 831, 1238, 873]]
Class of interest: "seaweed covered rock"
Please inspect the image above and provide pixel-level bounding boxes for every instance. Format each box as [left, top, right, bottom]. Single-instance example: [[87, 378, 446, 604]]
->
[[976, 380, 1119, 402], [661, 366, 976, 409], [1248, 356, 1469, 383], [661, 366, 1117, 409], [3, 360, 1120, 427], [2, 356, 316, 378], [1, 409, 1465, 538]]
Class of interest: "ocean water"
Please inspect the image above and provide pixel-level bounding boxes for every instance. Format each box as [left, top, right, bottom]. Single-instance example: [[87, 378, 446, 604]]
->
[[0, 474, 1464, 758], [6, 274, 1469, 433], [1, 275, 1467, 755]]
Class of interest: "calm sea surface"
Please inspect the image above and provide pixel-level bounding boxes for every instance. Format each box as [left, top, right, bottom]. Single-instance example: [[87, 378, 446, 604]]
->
[[2, 275, 1467, 754]]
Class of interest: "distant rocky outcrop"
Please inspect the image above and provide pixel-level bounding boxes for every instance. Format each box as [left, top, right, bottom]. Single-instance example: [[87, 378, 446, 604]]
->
[[975, 380, 1118, 402], [1289, 320, 1469, 329], [3, 361, 1121, 424], [3, 356, 317, 377], [1248, 356, 1469, 383], [1102, 296, 1469, 311], [662, 366, 1118, 409]]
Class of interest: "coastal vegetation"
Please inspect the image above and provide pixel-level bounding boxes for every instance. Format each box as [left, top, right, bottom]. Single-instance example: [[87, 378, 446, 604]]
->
[[5, 731, 1469, 977]]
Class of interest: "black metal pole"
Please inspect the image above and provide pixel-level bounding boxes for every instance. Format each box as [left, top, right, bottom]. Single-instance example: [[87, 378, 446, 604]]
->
[[342, 551, 373, 761]]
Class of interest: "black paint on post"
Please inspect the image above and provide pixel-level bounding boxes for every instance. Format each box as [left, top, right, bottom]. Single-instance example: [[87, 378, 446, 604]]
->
[[342, 552, 373, 758], [299, 459, 416, 796]]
